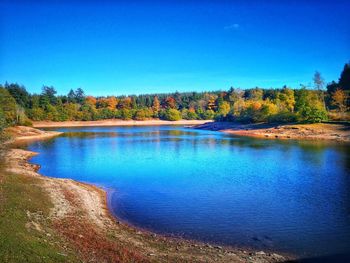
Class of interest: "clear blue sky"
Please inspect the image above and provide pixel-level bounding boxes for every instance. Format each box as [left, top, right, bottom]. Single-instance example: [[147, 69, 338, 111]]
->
[[0, 0, 349, 96]]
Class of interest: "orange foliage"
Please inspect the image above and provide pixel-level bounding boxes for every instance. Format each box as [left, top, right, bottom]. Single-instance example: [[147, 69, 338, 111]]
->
[[106, 96, 118, 110], [85, 96, 96, 106], [165, 96, 176, 109], [152, 96, 160, 112], [118, 97, 132, 109], [251, 101, 262, 111], [189, 107, 196, 113]]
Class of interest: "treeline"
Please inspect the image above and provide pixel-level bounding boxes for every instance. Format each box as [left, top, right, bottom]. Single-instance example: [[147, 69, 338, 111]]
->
[[0, 63, 349, 130]]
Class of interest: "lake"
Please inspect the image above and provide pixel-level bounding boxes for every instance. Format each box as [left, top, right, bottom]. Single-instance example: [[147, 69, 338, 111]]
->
[[26, 126, 350, 258]]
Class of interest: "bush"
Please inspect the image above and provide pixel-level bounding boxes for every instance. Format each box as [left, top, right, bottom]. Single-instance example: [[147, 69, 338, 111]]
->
[[26, 108, 46, 121], [161, 109, 181, 121], [0, 88, 17, 125], [269, 111, 297, 123], [306, 108, 328, 123], [181, 109, 198, 120], [133, 108, 153, 120], [297, 106, 328, 123], [120, 109, 133, 120], [200, 110, 215, 120]]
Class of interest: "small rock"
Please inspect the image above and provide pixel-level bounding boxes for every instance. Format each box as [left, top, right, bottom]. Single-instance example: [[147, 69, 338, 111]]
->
[[272, 253, 284, 259], [256, 251, 266, 255], [214, 246, 223, 250]]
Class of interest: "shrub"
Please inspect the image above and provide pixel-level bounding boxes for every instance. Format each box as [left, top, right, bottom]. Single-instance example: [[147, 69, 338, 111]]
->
[[120, 109, 133, 120], [297, 106, 328, 123], [306, 108, 328, 123], [134, 109, 147, 120], [269, 111, 297, 123], [181, 109, 198, 120], [200, 110, 215, 120], [161, 109, 181, 121]]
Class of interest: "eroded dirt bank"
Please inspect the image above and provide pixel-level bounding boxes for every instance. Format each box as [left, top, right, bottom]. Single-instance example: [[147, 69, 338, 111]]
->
[[3, 126, 290, 262]]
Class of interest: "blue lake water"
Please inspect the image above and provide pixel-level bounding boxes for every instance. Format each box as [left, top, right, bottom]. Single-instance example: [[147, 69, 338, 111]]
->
[[26, 126, 350, 258]]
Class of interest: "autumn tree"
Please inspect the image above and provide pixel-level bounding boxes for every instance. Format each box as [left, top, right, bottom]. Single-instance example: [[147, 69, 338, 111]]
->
[[118, 97, 132, 109], [245, 88, 263, 101], [96, 98, 109, 108], [217, 101, 230, 117], [106, 96, 118, 110], [331, 89, 348, 112], [206, 94, 216, 110], [278, 87, 295, 112], [152, 96, 160, 116], [165, 96, 176, 109], [85, 96, 97, 107]]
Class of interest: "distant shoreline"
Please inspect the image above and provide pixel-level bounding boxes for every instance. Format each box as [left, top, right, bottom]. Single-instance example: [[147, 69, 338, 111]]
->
[[194, 122, 350, 143], [33, 119, 212, 128]]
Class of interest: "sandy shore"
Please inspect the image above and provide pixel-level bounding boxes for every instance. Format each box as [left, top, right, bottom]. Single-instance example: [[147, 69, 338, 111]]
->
[[33, 119, 212, 128], [195, 122, 350, 142], [3, 127, 289, 262], [5, 126, 63, 143]]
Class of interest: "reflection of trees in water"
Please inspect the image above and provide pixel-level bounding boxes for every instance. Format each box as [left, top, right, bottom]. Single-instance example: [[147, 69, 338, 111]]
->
[[295, 141, 349, 167], [29, 128, 350, 181]]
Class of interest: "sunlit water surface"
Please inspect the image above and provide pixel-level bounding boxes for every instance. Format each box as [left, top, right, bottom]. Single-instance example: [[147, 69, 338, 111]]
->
[[26, 126, 350, 257]]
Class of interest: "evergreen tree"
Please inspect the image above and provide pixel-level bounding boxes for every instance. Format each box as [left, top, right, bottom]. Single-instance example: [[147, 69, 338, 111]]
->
[[339, 62, 350, 90]]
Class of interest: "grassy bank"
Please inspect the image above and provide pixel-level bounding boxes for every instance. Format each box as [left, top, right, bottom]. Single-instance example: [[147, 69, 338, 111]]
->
[[0, 164, 78, 262]]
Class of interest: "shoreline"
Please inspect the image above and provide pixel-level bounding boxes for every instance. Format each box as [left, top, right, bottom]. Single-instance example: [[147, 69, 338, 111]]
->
[[195, 122, 350, 143], [3, 126, 290, 262], [30, 119, 350, 143], [33, 119, 212, 128], [5, 125, 63, 143]]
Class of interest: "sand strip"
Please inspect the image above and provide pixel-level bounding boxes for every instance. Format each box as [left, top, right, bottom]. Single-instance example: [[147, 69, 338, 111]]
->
[[33, 119, 212, 128]]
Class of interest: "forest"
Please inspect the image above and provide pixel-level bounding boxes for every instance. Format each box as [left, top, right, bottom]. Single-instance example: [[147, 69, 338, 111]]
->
[[0, 63, 349, 132]]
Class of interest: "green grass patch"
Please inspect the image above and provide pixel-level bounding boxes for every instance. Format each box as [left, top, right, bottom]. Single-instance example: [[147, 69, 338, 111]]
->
[[0, 168, 79, 263]]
